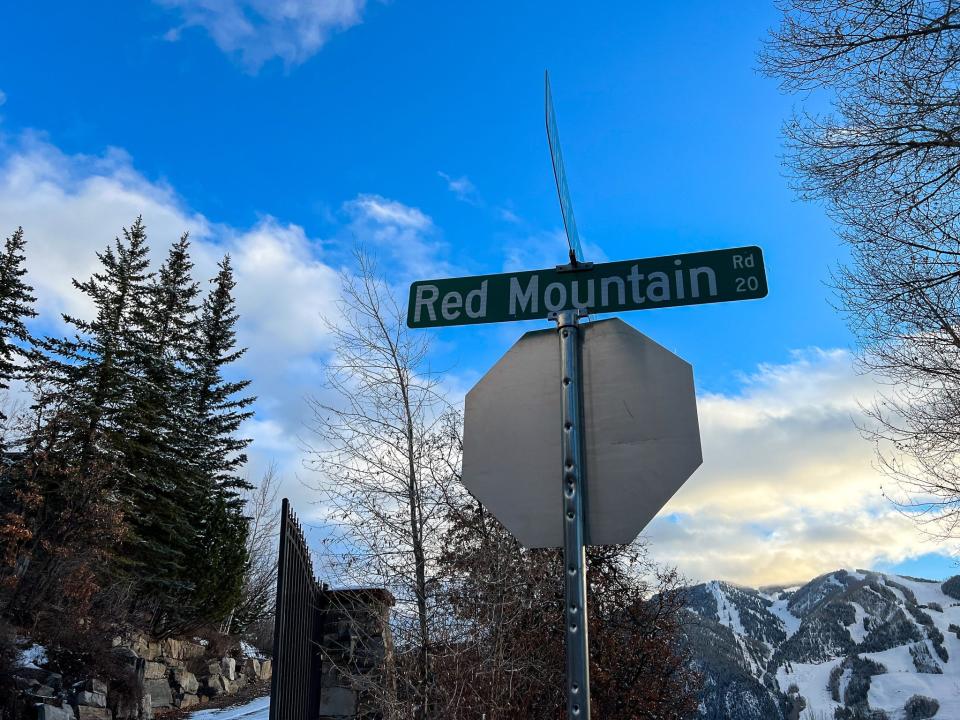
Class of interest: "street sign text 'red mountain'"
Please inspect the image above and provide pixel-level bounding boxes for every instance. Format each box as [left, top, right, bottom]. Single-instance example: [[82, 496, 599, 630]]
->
[[407, 245, 766, 328], [461, 318, 702, 548]]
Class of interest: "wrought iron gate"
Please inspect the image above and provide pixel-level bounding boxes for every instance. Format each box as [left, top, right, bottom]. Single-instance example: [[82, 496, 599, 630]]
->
[[269, 498, 324, 720]]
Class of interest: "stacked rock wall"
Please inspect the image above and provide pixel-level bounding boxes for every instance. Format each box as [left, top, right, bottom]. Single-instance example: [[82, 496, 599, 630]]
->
[[17, 633, 272, 720]]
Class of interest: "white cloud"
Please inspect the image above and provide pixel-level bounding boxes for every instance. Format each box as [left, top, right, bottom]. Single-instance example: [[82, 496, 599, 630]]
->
[[157, 0, 369, 70], [0, 132, 422, 514], [0, 134, 212, 322], [437, 171, 479, 205], [645, 349, 957, 586], [342, 193, 453, 279], [0, 133, 947, 588], [346, 193, 431, 231]]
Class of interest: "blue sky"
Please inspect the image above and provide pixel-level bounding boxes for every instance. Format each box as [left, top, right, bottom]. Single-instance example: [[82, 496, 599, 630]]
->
[[0, 1, 954, 584]]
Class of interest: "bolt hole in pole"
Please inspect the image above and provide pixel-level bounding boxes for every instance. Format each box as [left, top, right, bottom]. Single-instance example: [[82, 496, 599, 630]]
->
[[549, 308, 591, 720]]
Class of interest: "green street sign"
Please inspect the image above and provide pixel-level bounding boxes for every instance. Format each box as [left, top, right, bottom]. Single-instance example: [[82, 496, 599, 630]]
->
[[407, 245, 767, 328]]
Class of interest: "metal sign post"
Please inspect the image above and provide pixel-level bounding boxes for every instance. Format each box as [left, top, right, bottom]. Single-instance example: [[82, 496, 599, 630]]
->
[[408, 74, 768, 720], [551, 308, 591, 719]]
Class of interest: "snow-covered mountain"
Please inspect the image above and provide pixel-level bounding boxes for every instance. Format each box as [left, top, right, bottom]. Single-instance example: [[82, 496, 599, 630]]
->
[[684, 570, 960, 720]]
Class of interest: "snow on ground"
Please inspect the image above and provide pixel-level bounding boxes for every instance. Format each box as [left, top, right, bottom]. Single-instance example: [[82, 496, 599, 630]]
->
[[16, 643, 47, 669], [848, 602, 868, 644], [885, 575, 960, 679], [837, 668, 852, 705], [709, 582, 744, 635], [870, 672, 960, 719], [239, 640, 266, 659], [186, 696, 269, 719], [889, 575, 946, 607], [767, 595, 801, 640], [858, 642, 960, 717], [777, 661, 841, 719]]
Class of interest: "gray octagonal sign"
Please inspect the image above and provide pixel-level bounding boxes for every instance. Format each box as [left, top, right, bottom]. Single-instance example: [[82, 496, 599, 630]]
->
[[462, 318, 702, 548]]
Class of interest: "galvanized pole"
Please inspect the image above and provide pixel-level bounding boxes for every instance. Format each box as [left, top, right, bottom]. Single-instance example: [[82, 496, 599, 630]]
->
[[550, 308, 591, 719]]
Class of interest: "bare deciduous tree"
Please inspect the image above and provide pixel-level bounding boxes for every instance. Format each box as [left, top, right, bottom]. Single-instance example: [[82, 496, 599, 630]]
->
[[763, 1, 960, 535], [306, 252, 460, 718], [436, 496, 701, 719], [226, 463, 281, 634]]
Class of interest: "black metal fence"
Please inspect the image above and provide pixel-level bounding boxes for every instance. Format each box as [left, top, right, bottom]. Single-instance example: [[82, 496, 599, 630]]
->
[[270, 498, 324, 720]]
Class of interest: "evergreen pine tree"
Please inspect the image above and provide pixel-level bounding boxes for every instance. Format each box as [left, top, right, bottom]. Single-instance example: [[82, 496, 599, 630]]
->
[[182, 256, 254, 630], [46, 217, 152, 474], [5, 220, 151, 620], [192, 256, 254, 495], [119, 234, 204, 632], [0, 228, 38, 424]]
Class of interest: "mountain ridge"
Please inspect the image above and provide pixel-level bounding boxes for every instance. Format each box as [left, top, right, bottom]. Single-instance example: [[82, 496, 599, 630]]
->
[[684, 569, 960, 719]]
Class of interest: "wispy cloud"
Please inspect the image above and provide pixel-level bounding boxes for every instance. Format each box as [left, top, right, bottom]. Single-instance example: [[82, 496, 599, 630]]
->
[[342, 193, 452, 279], [497, 207, 521, 224], [437, 171, 479, 205], [156, 0, 370, 71]]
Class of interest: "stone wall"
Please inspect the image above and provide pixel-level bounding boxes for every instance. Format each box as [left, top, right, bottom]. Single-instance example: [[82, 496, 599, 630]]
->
[[16, 587, 394, 719], [317, 588, 395, 720], [14, 632, 272, 720]]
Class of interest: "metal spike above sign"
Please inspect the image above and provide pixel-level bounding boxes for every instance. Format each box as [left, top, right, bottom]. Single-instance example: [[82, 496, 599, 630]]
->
[[546, 71, 585, 265]]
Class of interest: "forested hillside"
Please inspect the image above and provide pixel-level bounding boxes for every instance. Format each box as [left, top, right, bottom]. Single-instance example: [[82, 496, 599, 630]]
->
[[686, 570, 960, 719]]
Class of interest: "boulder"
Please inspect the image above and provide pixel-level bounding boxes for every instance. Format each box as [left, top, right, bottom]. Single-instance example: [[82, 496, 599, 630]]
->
[[206, 661, 222, 677], [25, 684, 56, 700], [242, 658, 260, 679], [76, 708, 112, 719], [142, 662, 166, 680], [36, 705, 74, 720], [204, 674, 228, 697], [131, 635, 160, 661], [143, 678, 173, 708], [171, 669, 199, 695], [177, 693, 199, 709], [182, 641, 205, 659], [161, 638, 182, 660], [220, 657, 236, 681], [76, 690, 107, 708], [258, 659, 272, 681]]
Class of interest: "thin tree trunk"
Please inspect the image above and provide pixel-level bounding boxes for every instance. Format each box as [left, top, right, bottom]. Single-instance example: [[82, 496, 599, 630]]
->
[[402, 379, 430, 719]]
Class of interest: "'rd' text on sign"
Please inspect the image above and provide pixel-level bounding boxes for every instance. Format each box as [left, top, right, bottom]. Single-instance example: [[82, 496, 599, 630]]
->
[[407, 246, 767, 328]]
